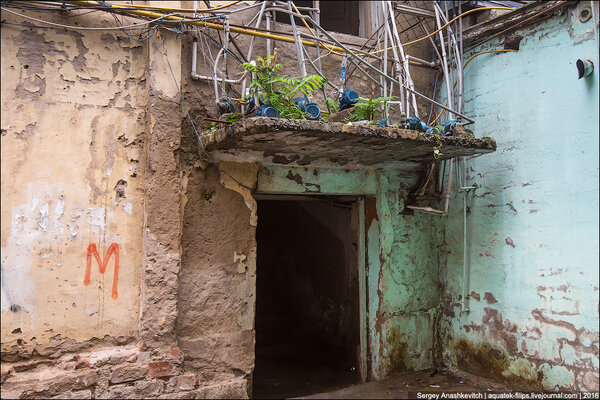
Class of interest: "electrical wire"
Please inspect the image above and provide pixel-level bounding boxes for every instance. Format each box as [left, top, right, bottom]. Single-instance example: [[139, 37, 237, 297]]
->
[[159, 32, 254, 192], [0, 6, 170, 30], [72, 0, 243, 14], [371, 6, 514, 55], [429, 49, 517, 125], [0, 2, 101, 17]]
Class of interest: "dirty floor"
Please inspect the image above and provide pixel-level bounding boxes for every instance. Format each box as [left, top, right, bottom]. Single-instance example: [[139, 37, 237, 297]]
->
[[253, 333, 360, 399], [294, 368, 513, 399]]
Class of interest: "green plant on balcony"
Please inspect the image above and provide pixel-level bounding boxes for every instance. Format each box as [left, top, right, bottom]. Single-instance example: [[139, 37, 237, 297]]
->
[[347, 96, 392, 122], [242, 55, 327, 119]]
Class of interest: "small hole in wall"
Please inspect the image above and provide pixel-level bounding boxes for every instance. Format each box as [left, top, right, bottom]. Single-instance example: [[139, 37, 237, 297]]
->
[[17, 339, 25, 346], [579, 7, 592, 22], [504, 34, 522, 51], [23, 64, 29, 69], [12, 328, 22, 334], [10, 304, 21, 312]]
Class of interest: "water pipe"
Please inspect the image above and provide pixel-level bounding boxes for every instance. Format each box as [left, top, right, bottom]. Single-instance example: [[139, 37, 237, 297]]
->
[[191, 37, 241, 84], [388, 1, 417, 117], [287, 1, 307, 76], [457, 158, 477, 313], [221, 16, 230, 97], [459, 2, 464, 114], [434, 2, 464, 116], [383, 3, 405, 115], [405, 158, 453, 215], [314, 1, 322, 73], [240, 1, 267, 114], [406, 55, 436, 68], [434, 3, 454, 119], [265, 11, 272, 57]]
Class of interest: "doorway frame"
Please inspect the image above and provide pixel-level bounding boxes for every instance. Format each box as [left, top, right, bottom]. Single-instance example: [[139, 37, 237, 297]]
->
[[252, 193, 369, 384]]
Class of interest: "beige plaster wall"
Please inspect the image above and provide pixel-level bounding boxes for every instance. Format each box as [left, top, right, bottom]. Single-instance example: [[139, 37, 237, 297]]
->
[[0, 10, 148, 355]]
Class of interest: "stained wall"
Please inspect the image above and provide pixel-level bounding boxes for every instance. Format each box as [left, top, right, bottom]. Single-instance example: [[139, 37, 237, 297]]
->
[[439, 2, 599, 391], [1, 8, 148, 357]]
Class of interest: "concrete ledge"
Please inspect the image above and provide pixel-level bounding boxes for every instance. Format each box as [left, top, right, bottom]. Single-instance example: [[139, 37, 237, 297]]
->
[[201, 117, 496, 166]]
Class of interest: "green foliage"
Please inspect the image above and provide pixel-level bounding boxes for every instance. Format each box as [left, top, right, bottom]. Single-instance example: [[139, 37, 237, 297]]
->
[[347, 96, 392, 122], [433, 134, 443, 159], [225, 113, 242, 122], [242, 56, 327, 119], [324, 97, 339, 114]]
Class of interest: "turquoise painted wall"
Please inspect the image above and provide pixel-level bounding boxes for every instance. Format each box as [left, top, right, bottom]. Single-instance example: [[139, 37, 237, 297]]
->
[[439, 2, 599, 391], [257, 162, 442, 379]]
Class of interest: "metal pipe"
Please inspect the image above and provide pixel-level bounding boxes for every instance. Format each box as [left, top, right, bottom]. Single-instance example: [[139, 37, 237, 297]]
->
[[434, 4, 454, 119], [265, 11, 272, 57], [387, 1, 418, 117], [443, 159, 453, 213], [192, 34, 242, 84], [296, 33, 382, 61], [393, 3, 436, 18], [213, 48, 224, 100], [459, 1, 464, 114], [461, 186, 469, 313], [314, 2, 322, 73], [434, 2, 463, 116], [300, 43, 338, 89], [405, 157, 453, 215], [384, 3, 404, 114], [221, 16, 230, 96], [420, 21, 442, 62], [379, 2, 388, 118], [287, 1, 307, 76], [406, 55, 436, 68], [240, 1, 267, 114], [457, 158, 476, 313]]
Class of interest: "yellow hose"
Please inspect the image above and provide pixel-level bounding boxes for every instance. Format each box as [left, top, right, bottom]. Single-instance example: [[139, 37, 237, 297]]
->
[[98, 0, 242, 14], [65, 0, 377, 58], [429, 49, 518, 125]]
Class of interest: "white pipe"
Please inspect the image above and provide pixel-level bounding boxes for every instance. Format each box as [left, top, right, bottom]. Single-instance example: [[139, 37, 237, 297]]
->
[[434, 5, 454, 119], [314, 1, 322, 73], [265, 11, 272, 57], [406, 157, 453, 216], [221, 16, 230, 96], [191, 36, 241, 84], [288, 1, 307, 76], [384, 4, 404, 115], [457, 159, 476, 313], [387, 1, 418, 118], [434, 2, 463, 117], [213, 48, 223, 101], [443, 159, 453, 213], [240, 1, 267, 114], [461, 188, 470, 313], [406, 55, 436, 68]]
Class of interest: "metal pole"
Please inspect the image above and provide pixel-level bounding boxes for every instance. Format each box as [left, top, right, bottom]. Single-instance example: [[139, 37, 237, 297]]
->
[[314, 0, 322, 72], [434, 4, 454, 119], [265, 11, 272, 57], [288, 1, 307, 76]]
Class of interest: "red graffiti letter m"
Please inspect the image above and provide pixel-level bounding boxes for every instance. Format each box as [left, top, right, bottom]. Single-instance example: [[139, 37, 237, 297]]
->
[[83, 243, 119, 299]]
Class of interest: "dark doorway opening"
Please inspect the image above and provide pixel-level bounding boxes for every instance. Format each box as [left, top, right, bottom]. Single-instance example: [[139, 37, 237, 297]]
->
[[253, 196, 361, 399], [274, 1, 361, 37]]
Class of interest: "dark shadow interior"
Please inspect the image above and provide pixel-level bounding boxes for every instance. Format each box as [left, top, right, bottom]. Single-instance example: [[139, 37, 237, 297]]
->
[[274, 0, 360, 36], [253, 196, 361, 399]]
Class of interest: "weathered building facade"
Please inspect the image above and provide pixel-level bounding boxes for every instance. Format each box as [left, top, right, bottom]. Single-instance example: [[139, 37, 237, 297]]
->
[[1, 1, 598, 398]]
